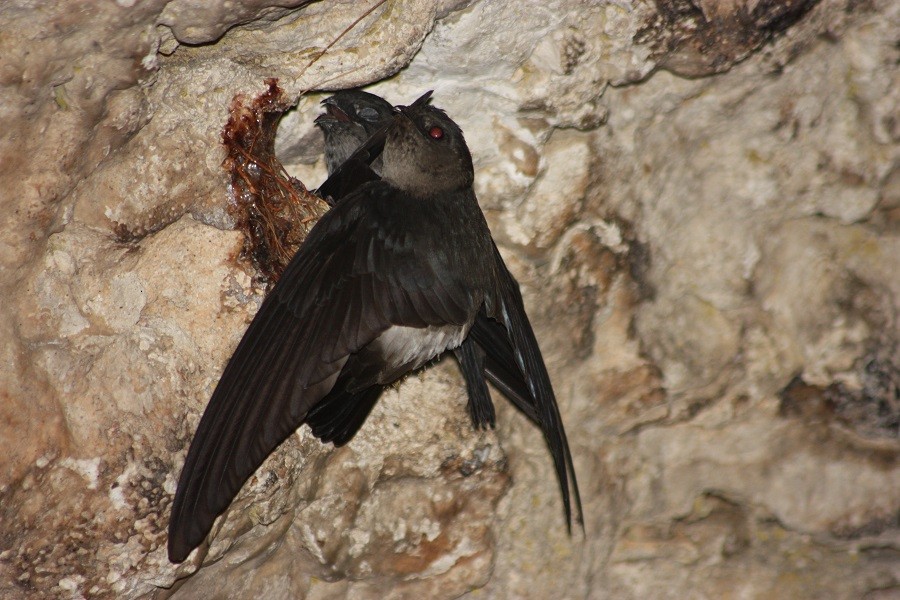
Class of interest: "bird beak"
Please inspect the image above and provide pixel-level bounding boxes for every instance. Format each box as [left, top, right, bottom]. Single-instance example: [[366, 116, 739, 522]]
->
[[410, 90, 434, 108], [395, 90, 434, 117], [315, 97, 351, 124]]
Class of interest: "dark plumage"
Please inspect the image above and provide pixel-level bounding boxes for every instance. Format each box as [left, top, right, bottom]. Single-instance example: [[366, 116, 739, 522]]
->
[[314, 89, 394, 175], [167, 93, 582, 563]]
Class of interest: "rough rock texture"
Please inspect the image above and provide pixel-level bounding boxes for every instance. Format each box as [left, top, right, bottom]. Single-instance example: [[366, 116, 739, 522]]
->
[[1, 0, 897, 599]]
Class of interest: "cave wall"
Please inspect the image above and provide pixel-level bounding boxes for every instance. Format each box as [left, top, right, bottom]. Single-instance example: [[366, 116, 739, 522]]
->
[[0, 0, 897, 598]]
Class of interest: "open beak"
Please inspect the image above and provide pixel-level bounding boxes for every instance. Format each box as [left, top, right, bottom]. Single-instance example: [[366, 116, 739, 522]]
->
[[314, 97, 351, 124]]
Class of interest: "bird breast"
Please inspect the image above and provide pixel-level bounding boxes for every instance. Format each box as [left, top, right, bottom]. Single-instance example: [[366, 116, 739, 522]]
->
[[370, 323, 470, 383]]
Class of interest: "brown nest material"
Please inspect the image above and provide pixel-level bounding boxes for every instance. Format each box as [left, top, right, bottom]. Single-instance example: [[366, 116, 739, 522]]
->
[[223, 78, 328, 288]]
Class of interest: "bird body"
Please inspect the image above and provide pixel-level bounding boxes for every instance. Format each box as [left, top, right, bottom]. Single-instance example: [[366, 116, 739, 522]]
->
[[168, 93, 581, 564]]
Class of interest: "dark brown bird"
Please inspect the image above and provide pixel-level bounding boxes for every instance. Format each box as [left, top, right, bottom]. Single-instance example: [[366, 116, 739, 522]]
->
[[168, 92, 582, 563]]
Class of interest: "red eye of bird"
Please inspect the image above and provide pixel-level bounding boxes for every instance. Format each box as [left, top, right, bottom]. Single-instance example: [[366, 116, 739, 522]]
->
[[428, 126, 444, 140]]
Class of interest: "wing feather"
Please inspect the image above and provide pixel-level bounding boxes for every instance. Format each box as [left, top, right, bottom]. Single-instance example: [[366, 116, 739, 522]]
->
[[168, 182, 483, 562], [484, 243, 584, 532]]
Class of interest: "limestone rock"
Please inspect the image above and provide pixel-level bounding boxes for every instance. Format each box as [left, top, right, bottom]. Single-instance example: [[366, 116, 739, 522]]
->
[[1, 0, 897, 599]]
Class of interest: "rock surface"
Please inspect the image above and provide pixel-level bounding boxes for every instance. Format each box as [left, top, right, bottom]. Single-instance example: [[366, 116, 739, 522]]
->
[[0, 0, 897, 598]]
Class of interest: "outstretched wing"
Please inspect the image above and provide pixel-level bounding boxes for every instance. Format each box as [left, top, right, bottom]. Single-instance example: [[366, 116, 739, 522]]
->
[[168, 183, 480, 562]]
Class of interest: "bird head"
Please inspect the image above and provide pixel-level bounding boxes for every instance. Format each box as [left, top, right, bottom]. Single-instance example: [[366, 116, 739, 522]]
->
[[381, 92, 475, 196]]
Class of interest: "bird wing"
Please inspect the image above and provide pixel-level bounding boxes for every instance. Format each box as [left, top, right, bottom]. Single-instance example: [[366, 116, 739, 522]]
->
[[482, 242, 584, 532], [168, 183, 480, 562], [315, 122, 388, 205], [465, 313, 539, 424]]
